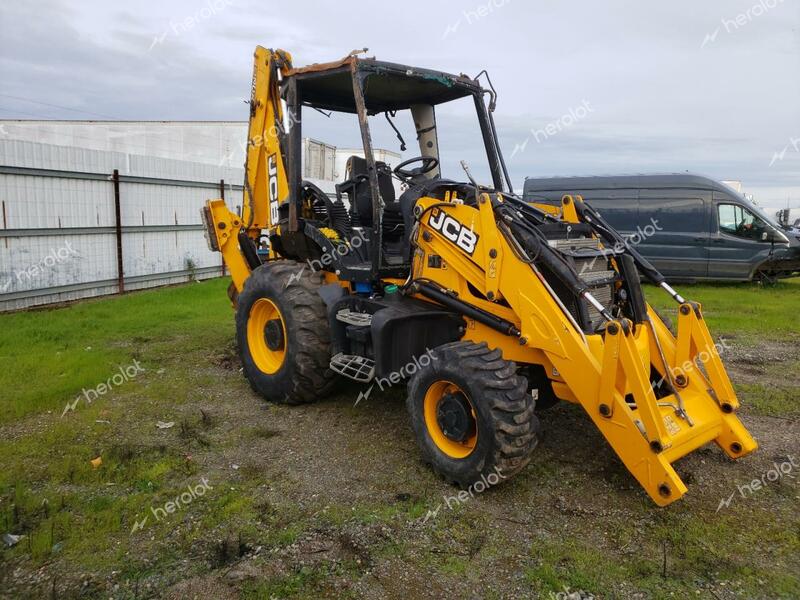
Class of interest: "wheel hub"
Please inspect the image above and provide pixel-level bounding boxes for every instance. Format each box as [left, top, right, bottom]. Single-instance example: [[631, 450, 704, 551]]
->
[[247, 298, 287, 375], [436, 392, 476, 443], [264, 319, 285, 351]]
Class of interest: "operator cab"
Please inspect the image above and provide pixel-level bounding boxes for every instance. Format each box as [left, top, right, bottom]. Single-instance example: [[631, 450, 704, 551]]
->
[[274, 54, 512, 281]]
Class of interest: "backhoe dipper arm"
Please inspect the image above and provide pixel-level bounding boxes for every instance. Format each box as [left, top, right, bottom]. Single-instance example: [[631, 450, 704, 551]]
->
[[202, 46, 293, 293]]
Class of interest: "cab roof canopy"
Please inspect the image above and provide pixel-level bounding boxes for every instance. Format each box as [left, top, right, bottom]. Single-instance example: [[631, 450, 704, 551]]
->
[[286, 57, 482, 114]]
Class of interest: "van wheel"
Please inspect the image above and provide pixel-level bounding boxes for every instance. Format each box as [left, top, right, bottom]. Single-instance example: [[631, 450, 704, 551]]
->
[[754, 269, 779, 285]]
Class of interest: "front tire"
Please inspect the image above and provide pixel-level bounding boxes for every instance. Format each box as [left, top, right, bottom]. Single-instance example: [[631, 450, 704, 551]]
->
[[236, 260, 336, 404], [406, 341, 540, 487]]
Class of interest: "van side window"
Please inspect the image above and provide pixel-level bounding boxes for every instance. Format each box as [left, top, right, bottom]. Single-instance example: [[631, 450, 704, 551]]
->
[[718, 204, 768, 241], [641, 195, 706, 233], [589, 196, 639, 231]]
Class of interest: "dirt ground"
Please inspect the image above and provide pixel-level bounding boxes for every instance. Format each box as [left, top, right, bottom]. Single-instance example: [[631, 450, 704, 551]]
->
[[1, 320, 799, 599], [164, 339, 800, 599]]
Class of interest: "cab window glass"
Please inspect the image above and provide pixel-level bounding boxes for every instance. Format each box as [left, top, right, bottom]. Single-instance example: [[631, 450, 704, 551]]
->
[[718, 204, 768, 241]]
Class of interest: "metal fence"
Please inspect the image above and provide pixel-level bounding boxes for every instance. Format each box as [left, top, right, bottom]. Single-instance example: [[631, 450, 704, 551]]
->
[[0, 140, 244, 312]]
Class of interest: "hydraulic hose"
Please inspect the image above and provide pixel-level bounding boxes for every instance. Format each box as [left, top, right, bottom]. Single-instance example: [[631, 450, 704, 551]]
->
[[499, 205, 614, 321], [413, 280, 521, 337], [572, 201, 686, 304]]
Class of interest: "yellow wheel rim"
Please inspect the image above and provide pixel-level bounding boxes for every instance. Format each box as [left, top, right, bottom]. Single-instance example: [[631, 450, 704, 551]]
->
[[423, 380, 478, 459], [247, 298, 287, 375]]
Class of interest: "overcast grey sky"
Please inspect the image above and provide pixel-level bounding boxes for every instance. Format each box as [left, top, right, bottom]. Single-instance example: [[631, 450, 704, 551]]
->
[[1, 0, 799, 206]]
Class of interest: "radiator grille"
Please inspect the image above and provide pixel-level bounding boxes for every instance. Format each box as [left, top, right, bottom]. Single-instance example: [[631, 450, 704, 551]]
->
[[570, 240, 617, 331]]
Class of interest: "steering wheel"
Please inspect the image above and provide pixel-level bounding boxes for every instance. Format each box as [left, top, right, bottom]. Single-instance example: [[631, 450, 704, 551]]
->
[[393, 156, 439, 181]]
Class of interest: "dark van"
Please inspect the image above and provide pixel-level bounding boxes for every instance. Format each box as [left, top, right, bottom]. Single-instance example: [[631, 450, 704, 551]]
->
[[522, 174, 800, 282]]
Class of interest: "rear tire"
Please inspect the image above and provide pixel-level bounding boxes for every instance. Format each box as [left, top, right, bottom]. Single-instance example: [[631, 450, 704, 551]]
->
[[406, 341, 540, 487], [236, 260, 336, 404]]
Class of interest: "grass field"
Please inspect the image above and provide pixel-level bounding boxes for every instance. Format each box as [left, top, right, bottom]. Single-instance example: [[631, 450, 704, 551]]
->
[[0, 277, 798, 599]]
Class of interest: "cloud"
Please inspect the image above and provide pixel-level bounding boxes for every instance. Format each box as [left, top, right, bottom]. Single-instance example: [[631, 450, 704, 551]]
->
[[0, 0, 797, 206]]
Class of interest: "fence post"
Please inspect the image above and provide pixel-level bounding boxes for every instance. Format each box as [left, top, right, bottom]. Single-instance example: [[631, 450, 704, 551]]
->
[[219, 179, 226, 277], [112, 169, 125, 294]]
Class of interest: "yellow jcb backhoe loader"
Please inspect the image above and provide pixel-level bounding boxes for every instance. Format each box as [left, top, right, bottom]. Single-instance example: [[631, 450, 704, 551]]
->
[[202, 46, 757, 506]]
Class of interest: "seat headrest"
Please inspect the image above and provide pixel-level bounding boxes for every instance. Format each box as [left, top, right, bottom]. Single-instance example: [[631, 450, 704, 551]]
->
[[346, 155, 368, 178], [346, 155, 393, 179]]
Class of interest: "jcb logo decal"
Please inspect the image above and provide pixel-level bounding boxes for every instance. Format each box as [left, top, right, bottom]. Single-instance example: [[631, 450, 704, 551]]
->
[[428, 209, 479, 255], [268, 153, 279, 225]]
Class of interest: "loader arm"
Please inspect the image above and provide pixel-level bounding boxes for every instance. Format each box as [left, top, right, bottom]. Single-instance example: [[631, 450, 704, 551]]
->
[[202, 46, 294, 293], [410, 192, 757, 506]]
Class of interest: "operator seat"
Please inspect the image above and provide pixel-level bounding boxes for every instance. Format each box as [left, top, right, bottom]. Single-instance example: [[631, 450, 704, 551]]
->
[[337, 155, 403, 227], [336, 156, 407, 263]]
